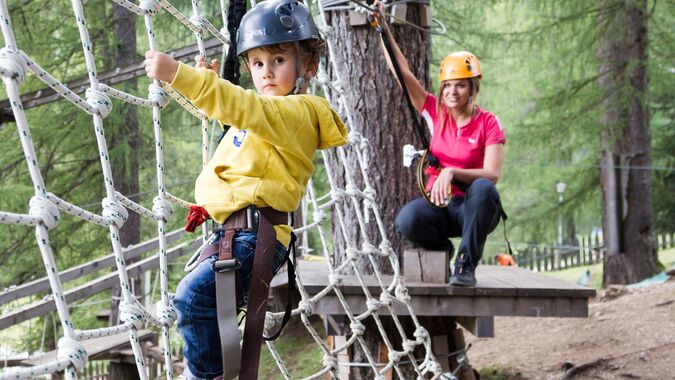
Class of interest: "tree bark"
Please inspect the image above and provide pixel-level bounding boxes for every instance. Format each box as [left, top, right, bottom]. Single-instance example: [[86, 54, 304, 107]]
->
[[598, 0, 658, 286], [322, 5, 430, 379]]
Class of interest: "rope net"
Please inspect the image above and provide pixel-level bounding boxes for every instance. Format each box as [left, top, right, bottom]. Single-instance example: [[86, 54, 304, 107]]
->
[[0, 0, 454, 379]]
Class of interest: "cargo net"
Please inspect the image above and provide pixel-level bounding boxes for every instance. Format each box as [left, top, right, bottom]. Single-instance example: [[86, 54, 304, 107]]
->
[[0, 0, 455, 379]]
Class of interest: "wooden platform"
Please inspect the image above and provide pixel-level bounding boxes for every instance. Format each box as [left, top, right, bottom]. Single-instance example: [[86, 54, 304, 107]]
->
[[20, 329, 157, 367], [272, 260, 596, 337]]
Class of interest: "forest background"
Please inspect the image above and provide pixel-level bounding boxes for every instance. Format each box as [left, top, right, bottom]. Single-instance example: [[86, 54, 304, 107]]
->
[[0, 0, 672, 358]]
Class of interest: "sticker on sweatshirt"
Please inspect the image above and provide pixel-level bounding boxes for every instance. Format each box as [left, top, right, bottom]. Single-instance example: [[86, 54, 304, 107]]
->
[[233, 129, 247, 147]]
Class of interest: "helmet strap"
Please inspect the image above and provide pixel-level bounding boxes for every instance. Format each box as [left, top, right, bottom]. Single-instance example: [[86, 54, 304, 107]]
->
[[292, 41, 304, 95]]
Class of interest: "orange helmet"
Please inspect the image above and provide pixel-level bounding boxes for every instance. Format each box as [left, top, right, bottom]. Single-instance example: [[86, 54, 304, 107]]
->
[[439, 51, 482, 81]]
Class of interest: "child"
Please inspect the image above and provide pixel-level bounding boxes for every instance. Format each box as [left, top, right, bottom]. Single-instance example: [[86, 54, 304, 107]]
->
[[144, 1, 347, 379]]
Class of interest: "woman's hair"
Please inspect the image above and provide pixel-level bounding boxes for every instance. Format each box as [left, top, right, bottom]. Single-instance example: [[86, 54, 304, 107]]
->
[[436, 77, 480, 125]]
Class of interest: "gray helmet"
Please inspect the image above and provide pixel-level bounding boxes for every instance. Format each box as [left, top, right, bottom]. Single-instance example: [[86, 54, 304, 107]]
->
[[236, 0, 321, 56]]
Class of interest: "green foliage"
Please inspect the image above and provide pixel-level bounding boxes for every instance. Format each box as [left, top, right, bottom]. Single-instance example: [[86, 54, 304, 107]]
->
[[478, 365, 526, 380]]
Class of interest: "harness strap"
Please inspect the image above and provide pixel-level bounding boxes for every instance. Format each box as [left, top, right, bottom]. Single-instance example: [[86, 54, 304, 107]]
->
[[239, 207, 283, 380], [214, 230, 241, 380]]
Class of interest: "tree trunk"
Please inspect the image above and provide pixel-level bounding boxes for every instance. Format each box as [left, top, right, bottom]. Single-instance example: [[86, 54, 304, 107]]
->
[[106, 3, 142, 332], [598, 0, 658, 286], [322, 5, 430, 379]]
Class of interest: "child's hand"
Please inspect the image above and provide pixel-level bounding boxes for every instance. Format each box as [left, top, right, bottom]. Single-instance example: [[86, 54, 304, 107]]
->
[[144, 50, 179, 82], [195, 55, 221, 75]]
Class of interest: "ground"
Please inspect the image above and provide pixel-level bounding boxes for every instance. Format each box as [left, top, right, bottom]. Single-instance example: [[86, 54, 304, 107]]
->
[[466, 279, 675, 380]]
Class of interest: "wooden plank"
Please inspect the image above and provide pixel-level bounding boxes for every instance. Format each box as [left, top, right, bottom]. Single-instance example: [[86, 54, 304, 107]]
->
[[22, 329, 156, 366], [0, 229, 185, 307], [307, 293, 590, 318], [403, 249, 448, 283], [280, 261, 594, 298], [0, 239, 201, 330]]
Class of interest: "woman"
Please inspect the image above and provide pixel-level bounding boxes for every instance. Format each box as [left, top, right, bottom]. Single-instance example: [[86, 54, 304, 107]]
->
[[375, 4, 506, 286]]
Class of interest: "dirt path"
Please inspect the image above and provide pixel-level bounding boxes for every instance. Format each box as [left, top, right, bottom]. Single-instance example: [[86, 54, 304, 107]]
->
[[466, 280, 675, 380]]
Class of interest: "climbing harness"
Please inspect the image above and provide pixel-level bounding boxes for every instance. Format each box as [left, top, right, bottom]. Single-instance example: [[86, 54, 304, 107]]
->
[[186, 205, 296, 379]]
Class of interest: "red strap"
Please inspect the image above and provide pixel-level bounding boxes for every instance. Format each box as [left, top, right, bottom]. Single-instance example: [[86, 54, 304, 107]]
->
[[184, 205, 210, 232]]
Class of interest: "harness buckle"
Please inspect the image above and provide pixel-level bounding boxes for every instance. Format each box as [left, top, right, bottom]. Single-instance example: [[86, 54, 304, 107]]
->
[[212, 258, 240, 273]]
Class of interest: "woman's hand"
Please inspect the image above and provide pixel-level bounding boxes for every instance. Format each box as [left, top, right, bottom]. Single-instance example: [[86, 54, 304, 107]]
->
[[430, 167, 453, 206], [194, 54, 221, 74], [144, 50, 179, 82]]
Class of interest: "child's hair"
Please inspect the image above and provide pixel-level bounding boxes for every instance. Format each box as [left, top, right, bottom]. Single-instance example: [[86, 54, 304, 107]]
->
[[243, 38, 326, 70], [436, 77, 480, 124]]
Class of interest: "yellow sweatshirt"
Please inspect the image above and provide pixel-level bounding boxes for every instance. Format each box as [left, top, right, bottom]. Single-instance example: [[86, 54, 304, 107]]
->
[[171, 62, 348, 246]]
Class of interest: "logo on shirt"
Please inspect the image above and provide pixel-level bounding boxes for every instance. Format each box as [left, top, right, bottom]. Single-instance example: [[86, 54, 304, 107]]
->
[[233, 130, 247, 147], [468, 137, 477, 145]]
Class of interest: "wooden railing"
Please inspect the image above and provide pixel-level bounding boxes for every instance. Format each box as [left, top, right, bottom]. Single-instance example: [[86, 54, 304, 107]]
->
[[489, 231, 674, 272], [0, 228, 200, 330]]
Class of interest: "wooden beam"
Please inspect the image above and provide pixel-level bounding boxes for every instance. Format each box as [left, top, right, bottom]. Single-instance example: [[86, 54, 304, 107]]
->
[[0, 38, 227, 119], [453, 316, 494, 338], [0, 238, 201, 330], [0, 229, 185, 307]]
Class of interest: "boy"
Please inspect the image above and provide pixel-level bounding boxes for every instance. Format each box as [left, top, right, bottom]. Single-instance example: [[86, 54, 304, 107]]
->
[[144, 1, 347, 379]]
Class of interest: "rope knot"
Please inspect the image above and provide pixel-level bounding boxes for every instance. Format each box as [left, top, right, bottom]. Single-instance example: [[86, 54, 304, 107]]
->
[[57, 337, 88, 371], [316, 72, 331, 85], [140, 0, 162, 15], [157, 303, 177, 327], [85, 88, 112, 118], [349, 321, 365, 336], [28, 196, 60, 230], [387, 349, 403, 363], [312, 210, 326, 224], [362, 186, 376, 202], [102, 197, 128, 228], [152, 196, 173, 222], [319, 25, 334, 39], [0, 47, 27, 83], [263, 313, 281, 336], [148, 83, 170, 108], [219, 27, 231, 43], [344, 184, 358, 197], [413, 326, 429, 340], [328, 273, 342, 286], [298, 300, 313, 316], [190, 15, 209, 33], [366, 298, 380, 312], [379, 291, 394, 306], [322, 354, 338, 369], [119, 301, 145, 330], [402, 339, 417, 353], [347, 131, 363, 145], [330, 189, 345, 202], [345, 247, 358, 262], [395, 284, 411, 304], [379, 241, 394, 256]]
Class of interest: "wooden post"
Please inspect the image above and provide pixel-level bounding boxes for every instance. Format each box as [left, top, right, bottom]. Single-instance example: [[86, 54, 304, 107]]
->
[[403, 249, 449, 283], [447, 325, 477, 380]]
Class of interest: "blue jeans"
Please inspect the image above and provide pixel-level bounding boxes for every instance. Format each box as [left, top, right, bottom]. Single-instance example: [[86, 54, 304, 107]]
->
[[173, 230, 288, 380], [395, 178, 503, 268]]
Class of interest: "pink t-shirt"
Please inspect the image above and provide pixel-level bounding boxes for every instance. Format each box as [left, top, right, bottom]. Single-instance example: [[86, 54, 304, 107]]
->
[[421, 93, 506, 196]]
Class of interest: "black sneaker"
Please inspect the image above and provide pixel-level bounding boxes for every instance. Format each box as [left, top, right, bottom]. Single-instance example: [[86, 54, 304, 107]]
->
[[450, 253, 476, 287]]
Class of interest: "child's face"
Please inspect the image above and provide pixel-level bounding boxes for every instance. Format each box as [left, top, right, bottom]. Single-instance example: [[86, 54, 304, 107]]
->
[[246, 44, 309, 96]]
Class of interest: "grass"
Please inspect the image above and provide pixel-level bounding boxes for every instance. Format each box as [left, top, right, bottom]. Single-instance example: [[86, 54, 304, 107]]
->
[[258, 316, 326, 379], [478, 365, 527, 380], [541, 248, 675, 289]]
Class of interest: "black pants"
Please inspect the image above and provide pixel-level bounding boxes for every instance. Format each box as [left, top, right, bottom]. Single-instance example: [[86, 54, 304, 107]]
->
[[395, 178, 503, 267]]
